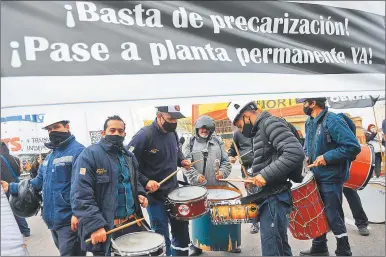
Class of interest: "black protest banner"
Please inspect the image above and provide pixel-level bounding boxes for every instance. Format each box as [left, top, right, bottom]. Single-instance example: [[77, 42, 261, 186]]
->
[[327, 95, 385, 109], [1, 1, 385, 77]]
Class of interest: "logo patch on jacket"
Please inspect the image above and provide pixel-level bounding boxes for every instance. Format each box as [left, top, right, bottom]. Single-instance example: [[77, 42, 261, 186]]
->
[[80, 168, 86, 175], [128, 146, 135, 152], [96, 168, 107, 175], [150, 148, 159, 154]]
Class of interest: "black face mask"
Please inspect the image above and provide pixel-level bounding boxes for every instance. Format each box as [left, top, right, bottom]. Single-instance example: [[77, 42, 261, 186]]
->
[[49, 131, 71, 146], [241, 116, 254, 138], [303, 106, 313, 116], [105, 135, 125, 146], [161, 116, 177, 133]]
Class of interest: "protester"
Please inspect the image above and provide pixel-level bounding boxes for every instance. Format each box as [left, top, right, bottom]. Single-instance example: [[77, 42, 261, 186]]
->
[[2, 115, 85, 256], [71, 115, 149, 256], [365, 124, 385, 178], [127, 106, 192, 256], [227, 101, 305, 256], [0, 142, 31, 237], [299, 98, 361, 256]]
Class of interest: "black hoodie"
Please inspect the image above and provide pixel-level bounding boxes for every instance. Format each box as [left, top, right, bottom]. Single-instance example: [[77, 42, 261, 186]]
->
[[0, 142, 21, 183]]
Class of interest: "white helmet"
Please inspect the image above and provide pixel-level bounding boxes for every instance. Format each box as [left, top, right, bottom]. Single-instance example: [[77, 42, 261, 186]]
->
[[227, 101, 258, 125], [42, 113, 70, 130]]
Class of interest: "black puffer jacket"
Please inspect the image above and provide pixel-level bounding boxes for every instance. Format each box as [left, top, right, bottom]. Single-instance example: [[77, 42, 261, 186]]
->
[[250, 111, 305, 187]]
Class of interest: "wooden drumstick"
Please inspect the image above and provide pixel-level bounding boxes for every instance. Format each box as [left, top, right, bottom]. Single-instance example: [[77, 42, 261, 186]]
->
[[232, 142, 249, 179], [85, 218, 145, 243], [219, 178, 254, 183], [146, 169, 179, 195]]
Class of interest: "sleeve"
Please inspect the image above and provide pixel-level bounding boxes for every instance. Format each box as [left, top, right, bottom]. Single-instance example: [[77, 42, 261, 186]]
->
[[177, 143, 185, 167], [29, 163, 44, 192], [181, 139, 206, 186], [227, 133, 237, 157], [126, 129, 150, 187], [323, 116, 361, 164], [218, 139, 232, 179], [70, 150, 108, 238], [258, 117, 305, 184], [365, 131, 377, 142]]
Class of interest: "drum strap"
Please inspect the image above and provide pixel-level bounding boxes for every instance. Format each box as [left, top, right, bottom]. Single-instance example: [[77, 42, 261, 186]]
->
[[239, 184, 289, 205], [177, 180, 190, 186]]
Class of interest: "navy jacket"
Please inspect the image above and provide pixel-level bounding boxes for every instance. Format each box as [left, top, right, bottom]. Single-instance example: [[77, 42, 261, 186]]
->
[[127, 121, 184, 201], [9, 135, 85, 229], [305, 108, 361, 183], [71, 138, 146, 253]]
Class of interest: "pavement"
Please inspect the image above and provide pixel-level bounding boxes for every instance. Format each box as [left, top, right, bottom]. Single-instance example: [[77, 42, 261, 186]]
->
[[23, 163, 385, 256]]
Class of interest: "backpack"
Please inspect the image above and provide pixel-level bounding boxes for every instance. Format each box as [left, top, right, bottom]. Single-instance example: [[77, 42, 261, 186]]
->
[[259, 117, 304, 183], [322, 112, 358, 161]]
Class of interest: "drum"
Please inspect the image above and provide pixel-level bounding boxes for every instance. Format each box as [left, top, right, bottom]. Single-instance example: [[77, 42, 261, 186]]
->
[[289, 172, 329, 240], [192, 186, 242, 251], [167, 186, 208, 221], [111, 231, 165, 256], [210, 201, 258, 225], [357, 177, 385, 223], [344, 144, 375, 190]]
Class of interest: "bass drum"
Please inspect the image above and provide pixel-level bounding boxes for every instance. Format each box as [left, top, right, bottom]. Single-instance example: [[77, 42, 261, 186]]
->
[[357, 177, 385, 224]]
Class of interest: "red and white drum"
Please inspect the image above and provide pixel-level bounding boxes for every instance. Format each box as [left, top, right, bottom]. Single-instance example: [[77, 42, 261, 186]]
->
[[344, 144, 375, 190], [167, 186, 208, 220], [289, 172, 329, 240]]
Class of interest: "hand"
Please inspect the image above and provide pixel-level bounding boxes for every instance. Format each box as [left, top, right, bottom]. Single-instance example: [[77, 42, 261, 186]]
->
[[252, 175, 266, 187], [138, 195, 148, 208], [1, 180, 9, 193], [90, 227, 107, 245], [308, 155, 327, 168], [181, 160, 191, 169], [215, 172, 223, 180], [146, 180, 160, 192], [71, 215, 79, 232], [197, 175, 206, 184], [229, 156, 237, 164]]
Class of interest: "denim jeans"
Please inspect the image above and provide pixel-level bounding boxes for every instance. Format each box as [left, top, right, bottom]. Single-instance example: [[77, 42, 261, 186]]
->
[[14, 215, 30, 235], [343, 187, 369, 228], [51, 225, 85, 256], [258, 190, 293, 256], [147, 196, 190, 256], [313, 183, 351, 255]]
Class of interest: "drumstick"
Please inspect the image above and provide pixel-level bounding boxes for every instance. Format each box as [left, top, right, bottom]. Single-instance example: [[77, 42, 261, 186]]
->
[[219, 178, 254, 183], [85, 218, 145, 243], [232, 142, 249, 179], [189, 159, 202, 166], [146, 169, 179, 195]]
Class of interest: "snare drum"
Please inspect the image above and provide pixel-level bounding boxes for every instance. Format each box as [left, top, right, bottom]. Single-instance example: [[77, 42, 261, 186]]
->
[[210, 201, 258, 225], [112, 231, 165, 256], [357, 177, 385, 223], [167, 186, 208, 220], [192, 186, 242, 252], [289, 172, 329, 240], [344, 144, 375, 190]]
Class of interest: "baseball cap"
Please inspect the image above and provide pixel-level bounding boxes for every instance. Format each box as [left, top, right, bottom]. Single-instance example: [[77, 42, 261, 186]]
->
[[156, 105, 186, 119], [296, 97, 327, 104]]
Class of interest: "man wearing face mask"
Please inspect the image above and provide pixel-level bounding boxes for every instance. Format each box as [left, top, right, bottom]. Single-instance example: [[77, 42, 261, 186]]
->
[[127, 106, 192, 256], [5, 114, 85, 256], [71, 115, 149, 255], [298, 98, 361, 256], [227, 101, 305, 256]]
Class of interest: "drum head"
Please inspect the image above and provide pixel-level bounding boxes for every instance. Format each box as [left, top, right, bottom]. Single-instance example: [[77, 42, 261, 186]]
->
[[207, 188, 241, 201], [357, 181, 385, 224], [291, 171, 314, 190], [114, 232, 165, 253], [168, 186, 207, 201]]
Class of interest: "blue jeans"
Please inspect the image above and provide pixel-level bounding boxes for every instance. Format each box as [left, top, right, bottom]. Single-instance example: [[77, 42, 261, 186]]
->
[[147, 196, 190, 256], [14, 215, 30, 235], [51, 225, 85, 256], [313, 183, 351, 255], [258, 190, 292, 256]]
